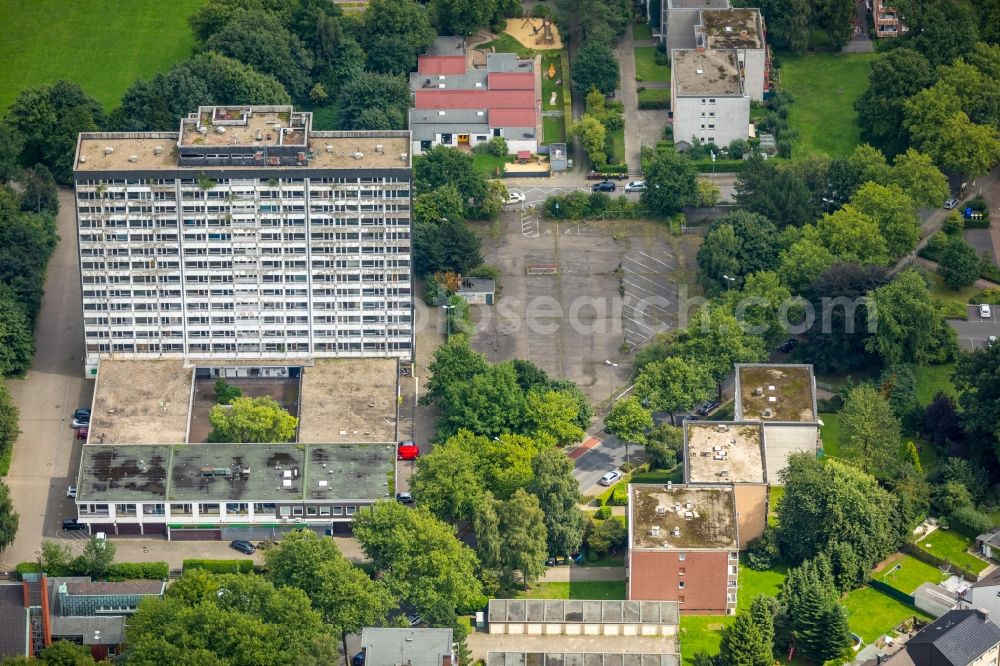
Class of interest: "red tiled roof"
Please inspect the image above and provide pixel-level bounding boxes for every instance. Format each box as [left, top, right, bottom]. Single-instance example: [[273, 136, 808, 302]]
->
[[414, 89, 535, 110], [488, 72, 534, 90], [489, 108, 538, 128], [417, 56, 467, 76]]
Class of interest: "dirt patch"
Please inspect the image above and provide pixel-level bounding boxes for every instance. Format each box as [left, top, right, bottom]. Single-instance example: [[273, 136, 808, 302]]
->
[[504, 17, 563, 50]]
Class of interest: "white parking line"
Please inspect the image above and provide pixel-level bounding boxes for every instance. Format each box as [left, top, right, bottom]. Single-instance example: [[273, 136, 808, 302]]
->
[[638, 251, 677, 269], [623, 271, 674, 293]]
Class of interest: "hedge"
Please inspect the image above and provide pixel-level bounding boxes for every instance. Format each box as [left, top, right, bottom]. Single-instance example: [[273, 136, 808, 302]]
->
[[964, 215, 991, 229], [594, 163, 628, 174], [15, 562, 42, 576], [638, 98, 670, 110], [183, 559, 255, 574], [690, 159, 745, 173], [107, 562, 169, 581]]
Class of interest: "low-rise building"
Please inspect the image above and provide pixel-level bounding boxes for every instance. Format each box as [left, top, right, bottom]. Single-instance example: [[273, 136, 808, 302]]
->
[[409, 40, 540, 155], [627, 484, 738, 613], [876, 609, 1000, 666], [456, 277, 495, 305], [977, 530, 1000, 561], [670, 49, 750, 148], [489, 654, 678, 666], [359, 628, 455, 666], [487, 599, 679, 636], [961, 569, 1000, 621]]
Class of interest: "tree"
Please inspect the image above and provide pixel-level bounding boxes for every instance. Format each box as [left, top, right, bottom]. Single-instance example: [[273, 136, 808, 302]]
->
[[634, 357, 713, 425], [954, 344, 1000, 466], [18, 164, 59, 216], [814, 206, 889, 265], [735, 156, 815, 228], [672, 306, 768, 389], [922, 392, 963, 450], [337, 71, 410, 130], [0, 123, 23, 184], [352, 501, 483, 625], [360, 0, 437, 75], [586, 516, 627, 556], [438, 362, 529, 439], [472, 494, 502, 570], [0, 480, 18, 552], [525, 389, 585, 446], [475, 432, 539, 499], [572, 114, 608, 167], [555, 0, 630, 46], [430, 0, 495, 36], [0, 381, 19, 467], [126, 570, 333, 665], [604, 397, 653, 446], [890, 150, 953, 210], [749, 595, 778, 656], [37, 640, 97, 666], [422, 336, 489, 407], [413, 210, 483, 276], [849, 182, 920, 259], [38, 540, 73, 575], [213, 378, 243, 405], [905, 83, 1000, 177], [640, 149, 698, 217], [5, 81, 105, 184], [208, 396, 298, 443], [938, 236, 981, 289], [571, 42, 620, 94], [77, 536, 115, 579], [414, 146, 489, 212], [752, 0, 808, 52], [697, 224, 742, 296], [265, 530, 392, 665], [777, 455, 900, 569], [811, 0, 855, 48], [0, 287, 35, 377], [841, 385, 902, 475], [645, 424, 682, 470], [719, 610, 772, 666], [498, 489, 548, 589], [892, 0, 979, 67], [865, 270, 958, 366], [410, 433, 485, 523], [719, 271, 795, 348], [528, 447, 587, 558]]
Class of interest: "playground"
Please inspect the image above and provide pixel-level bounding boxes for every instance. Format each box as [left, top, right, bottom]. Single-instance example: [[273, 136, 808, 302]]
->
[[504, 16, 563, 50]]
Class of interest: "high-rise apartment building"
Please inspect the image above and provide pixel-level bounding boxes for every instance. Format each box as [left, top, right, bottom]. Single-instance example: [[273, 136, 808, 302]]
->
[[73, 105, 413, 376]]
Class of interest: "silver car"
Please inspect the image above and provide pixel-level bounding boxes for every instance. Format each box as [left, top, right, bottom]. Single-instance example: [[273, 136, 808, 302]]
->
[[599, 470, 623, 486], [624, 180, 646, 192]]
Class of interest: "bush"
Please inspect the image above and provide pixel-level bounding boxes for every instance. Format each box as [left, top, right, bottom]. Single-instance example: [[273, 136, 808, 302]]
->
[[488, 136, 508, 157], [965, 215, 991, 229], [638, 97, 670, 110], [654, 50, 669, 66], [595, 505, 612, 520], [967, 196, 988, 212], [608, 483, 629, 506], [973, 288, 1000, 305], [817, 395, 845, 412], [15, 562, 42, 577], [689, 159, 745, 173], [183, 559, 255, 574], [949, 506, 994, 538], [106, 561, 169, 580], [531, 4, 554, 18], [745, 527, 780, 570]]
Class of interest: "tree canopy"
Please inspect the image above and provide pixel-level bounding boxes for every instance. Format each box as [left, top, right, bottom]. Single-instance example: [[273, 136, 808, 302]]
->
[[640, 149, 698, 218], [571, 43, 621, 94], [208, 396, 298, 443]]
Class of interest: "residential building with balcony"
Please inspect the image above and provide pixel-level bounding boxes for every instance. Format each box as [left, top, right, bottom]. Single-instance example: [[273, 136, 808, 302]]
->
[[872, 0, 906, 38], [671, 49, 751, 148], [73, 105, 413, 377]]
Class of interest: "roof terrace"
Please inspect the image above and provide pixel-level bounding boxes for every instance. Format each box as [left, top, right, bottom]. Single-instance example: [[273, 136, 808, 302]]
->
[[630, 484, 737, 550], [179, 106, 308, 148], [734, 364, 817, 422], [685, 421, 765, 484]]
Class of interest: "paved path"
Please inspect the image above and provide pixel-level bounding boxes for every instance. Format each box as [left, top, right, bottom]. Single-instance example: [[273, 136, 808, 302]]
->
[[614, 24, 642, 174], [1, 189, 92, 572], [540, 565, 626, 582]]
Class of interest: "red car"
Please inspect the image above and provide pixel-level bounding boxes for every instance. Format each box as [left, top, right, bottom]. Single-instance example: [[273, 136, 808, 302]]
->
[[397, 441, 419, 461], [75, 426, 89, 440]]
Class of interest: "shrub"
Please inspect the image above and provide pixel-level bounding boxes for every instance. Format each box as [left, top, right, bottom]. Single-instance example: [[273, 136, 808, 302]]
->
[[949, 506, 994, 538], [487, 136, 508, 157], [15, 562, 42, 577], [745, 527, 780, 570], [595, 505, 612, 520], [608, 484, 629, 506], [106, 561, 169, 580], [183, 559, 255, 574], [973, 288, 1000, 305], [531, 4, 554, 18], [817, 395, 845, 412], [654, 50, 669, 66]]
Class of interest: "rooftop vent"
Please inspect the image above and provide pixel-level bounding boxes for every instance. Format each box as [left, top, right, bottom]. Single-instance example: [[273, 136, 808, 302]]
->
[[104, 146, 114, 155], [753, 387, 763, 396], [438, 111, 446, 116], [153, 145, 163, 156], [79, 156, 87, 163], [650, 526, 661, 537], [216, 126, 226, 134], [725, 26, 733, 32], [767, 385, 776, 391], [400, 152, 408, 161], [198, 127, 208, 135], [696, 69, 704, 74], [768, 396, 777, 403], [352, 151, 364, 160], [672, 527, 681, 537], [438, 83, 446, 88], [684, 511, 695, 519], [656, 505, 667, 515], [325, 144, 334, 154], [762, 408, 773, 419], [375, 144, 384, 153], [666, 481, 673, 491], [256, 129, 263, 141], [128, 155, 138, 163]]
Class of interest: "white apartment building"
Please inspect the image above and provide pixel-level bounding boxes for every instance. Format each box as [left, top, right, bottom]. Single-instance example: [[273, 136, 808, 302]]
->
[[73, 105, 413, 377], [671, 49, 750, 147]]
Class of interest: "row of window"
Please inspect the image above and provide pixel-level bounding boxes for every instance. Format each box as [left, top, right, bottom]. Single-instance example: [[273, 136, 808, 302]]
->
[[81, 502, 363, 517], [77, 177, 408, 187], [85, 340, 412, 353]]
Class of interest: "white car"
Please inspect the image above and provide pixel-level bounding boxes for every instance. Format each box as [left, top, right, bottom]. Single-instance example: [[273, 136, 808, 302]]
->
[[944, 198, 960, 209], [599, 470, 623, 486], [981, 304, 993, 319], [66, 485, 77, 499], [505, 190, 526, 205], [624, 180, 646, 193]]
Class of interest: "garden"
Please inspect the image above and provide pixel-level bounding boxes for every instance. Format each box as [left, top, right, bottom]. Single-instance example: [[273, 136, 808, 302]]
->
[[518, 581, 627, 600], [634, 46, 670, 83], [915, 529, 990, 575]]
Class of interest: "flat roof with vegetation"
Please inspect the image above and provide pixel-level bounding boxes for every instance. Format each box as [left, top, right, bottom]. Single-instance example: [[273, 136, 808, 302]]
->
[[684, 421, 765, 484], [734, 364, 817, 423], [629, 484, 737, 550]]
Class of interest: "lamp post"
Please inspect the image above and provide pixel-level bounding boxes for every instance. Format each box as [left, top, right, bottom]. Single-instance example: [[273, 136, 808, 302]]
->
[[722, 274, 736, 291], [441, 304, 455, 338], [606, 360, 628, 467]]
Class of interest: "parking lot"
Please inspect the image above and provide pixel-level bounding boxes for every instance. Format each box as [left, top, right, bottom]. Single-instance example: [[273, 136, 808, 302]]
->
[[473, 209, 695, 404], [951, 305, 1000, 350]]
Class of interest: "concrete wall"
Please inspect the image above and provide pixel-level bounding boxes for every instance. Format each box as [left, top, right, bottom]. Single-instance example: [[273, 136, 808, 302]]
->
[[737, 48, 766, 101], [733, 484, 767, 548], [629, 550, 731, 613], [672, 95, 749, 148]]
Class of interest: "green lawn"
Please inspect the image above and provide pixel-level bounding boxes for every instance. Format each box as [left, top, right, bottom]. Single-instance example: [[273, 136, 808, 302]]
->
[[633, 22, 653, 41], [519, 581, 626, 600], [876, 554, 946, 595], [842, 586, 931, 643], [680, 615, 735, 666], [541, 51, 565, 110], [0, 0, 204, 111], [635, 47, 671, 82], [917, 529, 990, 574], [472, 152, 510, 177], [780, 52, 878, 158], [477, 33, 534, 58], [768, 486, 784, 525], [820, 412, 843, 457], [914, 363, 956, 407], [638, 87, 671, 106], [543, 115, 566, 145], [928, 272, 978, 320], [738, 561, 788, 609], [608, 126, 626, 164]]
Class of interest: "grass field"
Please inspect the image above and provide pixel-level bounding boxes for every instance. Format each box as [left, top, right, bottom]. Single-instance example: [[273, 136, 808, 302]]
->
[[820, 412, 843, 457], [914, 363, 956, 407], [471, 152, 510, 177], [519, 581, 626, 600], [680, 615, 735, 665], [738, 561, 788, 609], [541, 51, 565, 110], [780, 52, 878, 158], [634, 23, 653, 41], [842, 586, 931, 643], [917, 529, 990, 574], [768, 486, 784, 525], [638, 87, 671, 106], [543, 115, 566, 145], [635, 47, 671, 82], [876, 553, 946, 595], [608, 127, 626, 165], [0, 0, 205, 112], [478, 33, 534, 58]]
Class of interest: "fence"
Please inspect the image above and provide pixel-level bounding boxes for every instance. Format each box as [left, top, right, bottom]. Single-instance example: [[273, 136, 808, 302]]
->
[[901, 541, 979, 583]]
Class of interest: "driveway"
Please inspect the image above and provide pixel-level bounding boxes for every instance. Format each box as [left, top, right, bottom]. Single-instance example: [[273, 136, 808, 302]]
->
[[950, 305, 1000, 351], [1, 189, 93, 572], [613, 19, 642, 173]]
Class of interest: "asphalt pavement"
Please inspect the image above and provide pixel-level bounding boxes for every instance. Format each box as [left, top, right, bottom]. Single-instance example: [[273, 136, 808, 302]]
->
[[951, 305, 1000, 351]]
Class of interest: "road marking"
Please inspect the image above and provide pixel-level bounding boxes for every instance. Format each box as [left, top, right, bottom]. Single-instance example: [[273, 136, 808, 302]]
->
[[637, 251, 676, 270]]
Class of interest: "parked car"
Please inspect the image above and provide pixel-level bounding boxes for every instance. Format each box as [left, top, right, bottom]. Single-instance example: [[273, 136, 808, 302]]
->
[[352, 653, 365, 666], [61, 518, 87, 531], [397, 441, 420, 461], [624, 180, 646, 193], [777, 338, 798, 353], [66, 485, 77, 499], [407, 613, 422, 627], [71, 415, 90, 428], [73, 408, 91, 420], [229, 539, 256, 555], [75, 426, 88, 440], [592, 181, 616, 192], [395, 492, 413, 504], [981, 304, 993, 319], [598, 470, 623, 486], [944, 198, 960, 209], [505, 190, 526, 205], [696, 399, 721, 416]]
